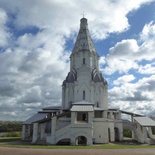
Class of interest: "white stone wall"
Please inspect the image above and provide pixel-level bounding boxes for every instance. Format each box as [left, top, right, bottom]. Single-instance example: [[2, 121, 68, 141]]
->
[[70, 111, 93, 145], [93, 118, 109, 143], [135, 123, 148, 143], [62, 68, 108, 110], [108, 121, 115, 142], [70, 51, 98, 71], [70, 124, 93, 145], [40, 123, 46, 139], [114, 120, 123, 141], [32, 123, 39, 143], [21, 125, 26, 140], [75, 68, 91, 103], [58, 117, 71, 129], [62, 30, 109, 109]]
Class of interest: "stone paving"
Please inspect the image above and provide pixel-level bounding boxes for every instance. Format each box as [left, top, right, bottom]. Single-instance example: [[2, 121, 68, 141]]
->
[[1, 146, 155, 155]]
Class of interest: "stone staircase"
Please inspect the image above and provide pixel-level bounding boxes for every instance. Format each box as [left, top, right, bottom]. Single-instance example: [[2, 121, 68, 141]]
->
[[147, 138, 155, 145], [55, 124, 71, 143], [36, 138, 47, 145]]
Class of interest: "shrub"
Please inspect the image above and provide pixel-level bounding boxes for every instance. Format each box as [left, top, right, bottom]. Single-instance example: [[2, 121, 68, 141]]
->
[[1, 131, 21, 137]]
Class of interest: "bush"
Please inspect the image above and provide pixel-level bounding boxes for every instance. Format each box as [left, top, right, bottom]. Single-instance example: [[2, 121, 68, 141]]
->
[[1, 131, 21, 137]]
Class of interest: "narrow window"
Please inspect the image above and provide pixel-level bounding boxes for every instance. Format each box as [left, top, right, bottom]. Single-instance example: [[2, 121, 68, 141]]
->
[[83, 58, 85, 64], [83, 91, 85, 100], [69, 101, 72, 108]]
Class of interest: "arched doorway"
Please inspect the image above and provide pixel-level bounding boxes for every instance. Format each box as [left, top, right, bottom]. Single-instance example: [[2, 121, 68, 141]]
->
[[76, 136, 87, 145], [123, 129, 133, 141], [56, 138, 70, 145], [108, 128, 111, 142], [114, 127, 119, 141]]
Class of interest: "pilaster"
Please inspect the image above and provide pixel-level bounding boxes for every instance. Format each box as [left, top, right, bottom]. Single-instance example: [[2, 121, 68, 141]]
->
[[51, 117, 56, 144], [32, 123, 39, 143], [21, 125, 26, 140], [65, 85, 69, 109], [40, 123, 45, 139]]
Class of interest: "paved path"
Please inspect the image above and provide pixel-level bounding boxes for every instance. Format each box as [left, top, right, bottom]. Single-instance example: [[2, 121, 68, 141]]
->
[[1, 146, 155, 155]]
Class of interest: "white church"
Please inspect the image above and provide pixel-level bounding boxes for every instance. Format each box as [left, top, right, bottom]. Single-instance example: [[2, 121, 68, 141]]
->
[[22, 17, 155, 145]]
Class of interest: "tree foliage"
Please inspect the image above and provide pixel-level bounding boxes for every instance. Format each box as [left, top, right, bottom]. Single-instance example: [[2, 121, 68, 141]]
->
[[123, 129, 132, 138], [0, 121, 22, 132]]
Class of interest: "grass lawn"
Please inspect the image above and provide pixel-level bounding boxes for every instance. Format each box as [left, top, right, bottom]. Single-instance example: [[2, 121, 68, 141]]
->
[[1, 144, 155, 149], [1, 137, 155, 149], [0, 137, 21, 142]]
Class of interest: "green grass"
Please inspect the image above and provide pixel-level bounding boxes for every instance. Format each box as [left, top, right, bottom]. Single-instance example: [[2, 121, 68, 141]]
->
[[1, 137, 155, 149], [1, 143, 155, 149], [0, 137, 21, 142]]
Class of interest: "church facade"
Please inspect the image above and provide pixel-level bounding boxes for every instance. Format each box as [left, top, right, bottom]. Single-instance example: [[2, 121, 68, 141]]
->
[[22, 18, 155, 145]]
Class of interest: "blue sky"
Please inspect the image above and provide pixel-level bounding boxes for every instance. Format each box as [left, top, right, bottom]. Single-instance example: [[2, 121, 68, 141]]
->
[[0, 0, 155, 121]]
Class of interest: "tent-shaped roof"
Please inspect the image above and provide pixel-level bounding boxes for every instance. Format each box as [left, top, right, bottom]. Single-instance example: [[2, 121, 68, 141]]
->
[[71, 18, 98, 56]]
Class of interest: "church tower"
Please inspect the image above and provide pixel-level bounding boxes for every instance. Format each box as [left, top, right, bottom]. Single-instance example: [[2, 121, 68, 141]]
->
[[23, 17, 154, 146], [62, 18, 108, 110]]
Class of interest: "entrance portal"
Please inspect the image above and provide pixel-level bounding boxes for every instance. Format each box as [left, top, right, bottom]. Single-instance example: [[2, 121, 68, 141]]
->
[[76, 136, 87, 145], [115, 127, 119, 141]]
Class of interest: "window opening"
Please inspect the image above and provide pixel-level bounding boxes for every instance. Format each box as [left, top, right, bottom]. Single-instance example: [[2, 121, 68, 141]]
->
[[83, 58, 85, 64], [83, 91, 85, 100]]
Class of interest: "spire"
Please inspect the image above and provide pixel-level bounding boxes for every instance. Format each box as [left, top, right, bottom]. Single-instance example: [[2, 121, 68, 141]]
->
[[72, 18, 97, 55]]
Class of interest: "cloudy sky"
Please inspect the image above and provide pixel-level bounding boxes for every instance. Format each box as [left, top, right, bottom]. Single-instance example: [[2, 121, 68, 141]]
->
[[0, 0, 155, 121]]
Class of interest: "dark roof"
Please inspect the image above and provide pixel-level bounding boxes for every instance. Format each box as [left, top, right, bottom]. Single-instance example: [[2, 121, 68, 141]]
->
[[42, 106, 62, 110], [134, 117, 155, 126], [71, 105, 93, 112], [120, 110, 143, 116], [92, 68, 107, 85], [63, 68, 77, 85], [22, 113, 49, 125], [72, 100, 94, 105]]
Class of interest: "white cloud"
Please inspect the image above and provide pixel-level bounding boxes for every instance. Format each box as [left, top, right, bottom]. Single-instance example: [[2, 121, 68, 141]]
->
[[104, 21, 155, 75], [113, 74, 135, 85], [109, 75, 155, 115], [99, 56, 106, 71], [138, 63, 155, 74], [0, 8, 10, 47], [0, 0, 155, 120], [104, 39, 139, 74], [140, 21, 155, 41], [1, 0, 154, 40]]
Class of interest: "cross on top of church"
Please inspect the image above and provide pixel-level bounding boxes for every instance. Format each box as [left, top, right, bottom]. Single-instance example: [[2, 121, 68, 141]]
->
[[81, 11, 86, 18]]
